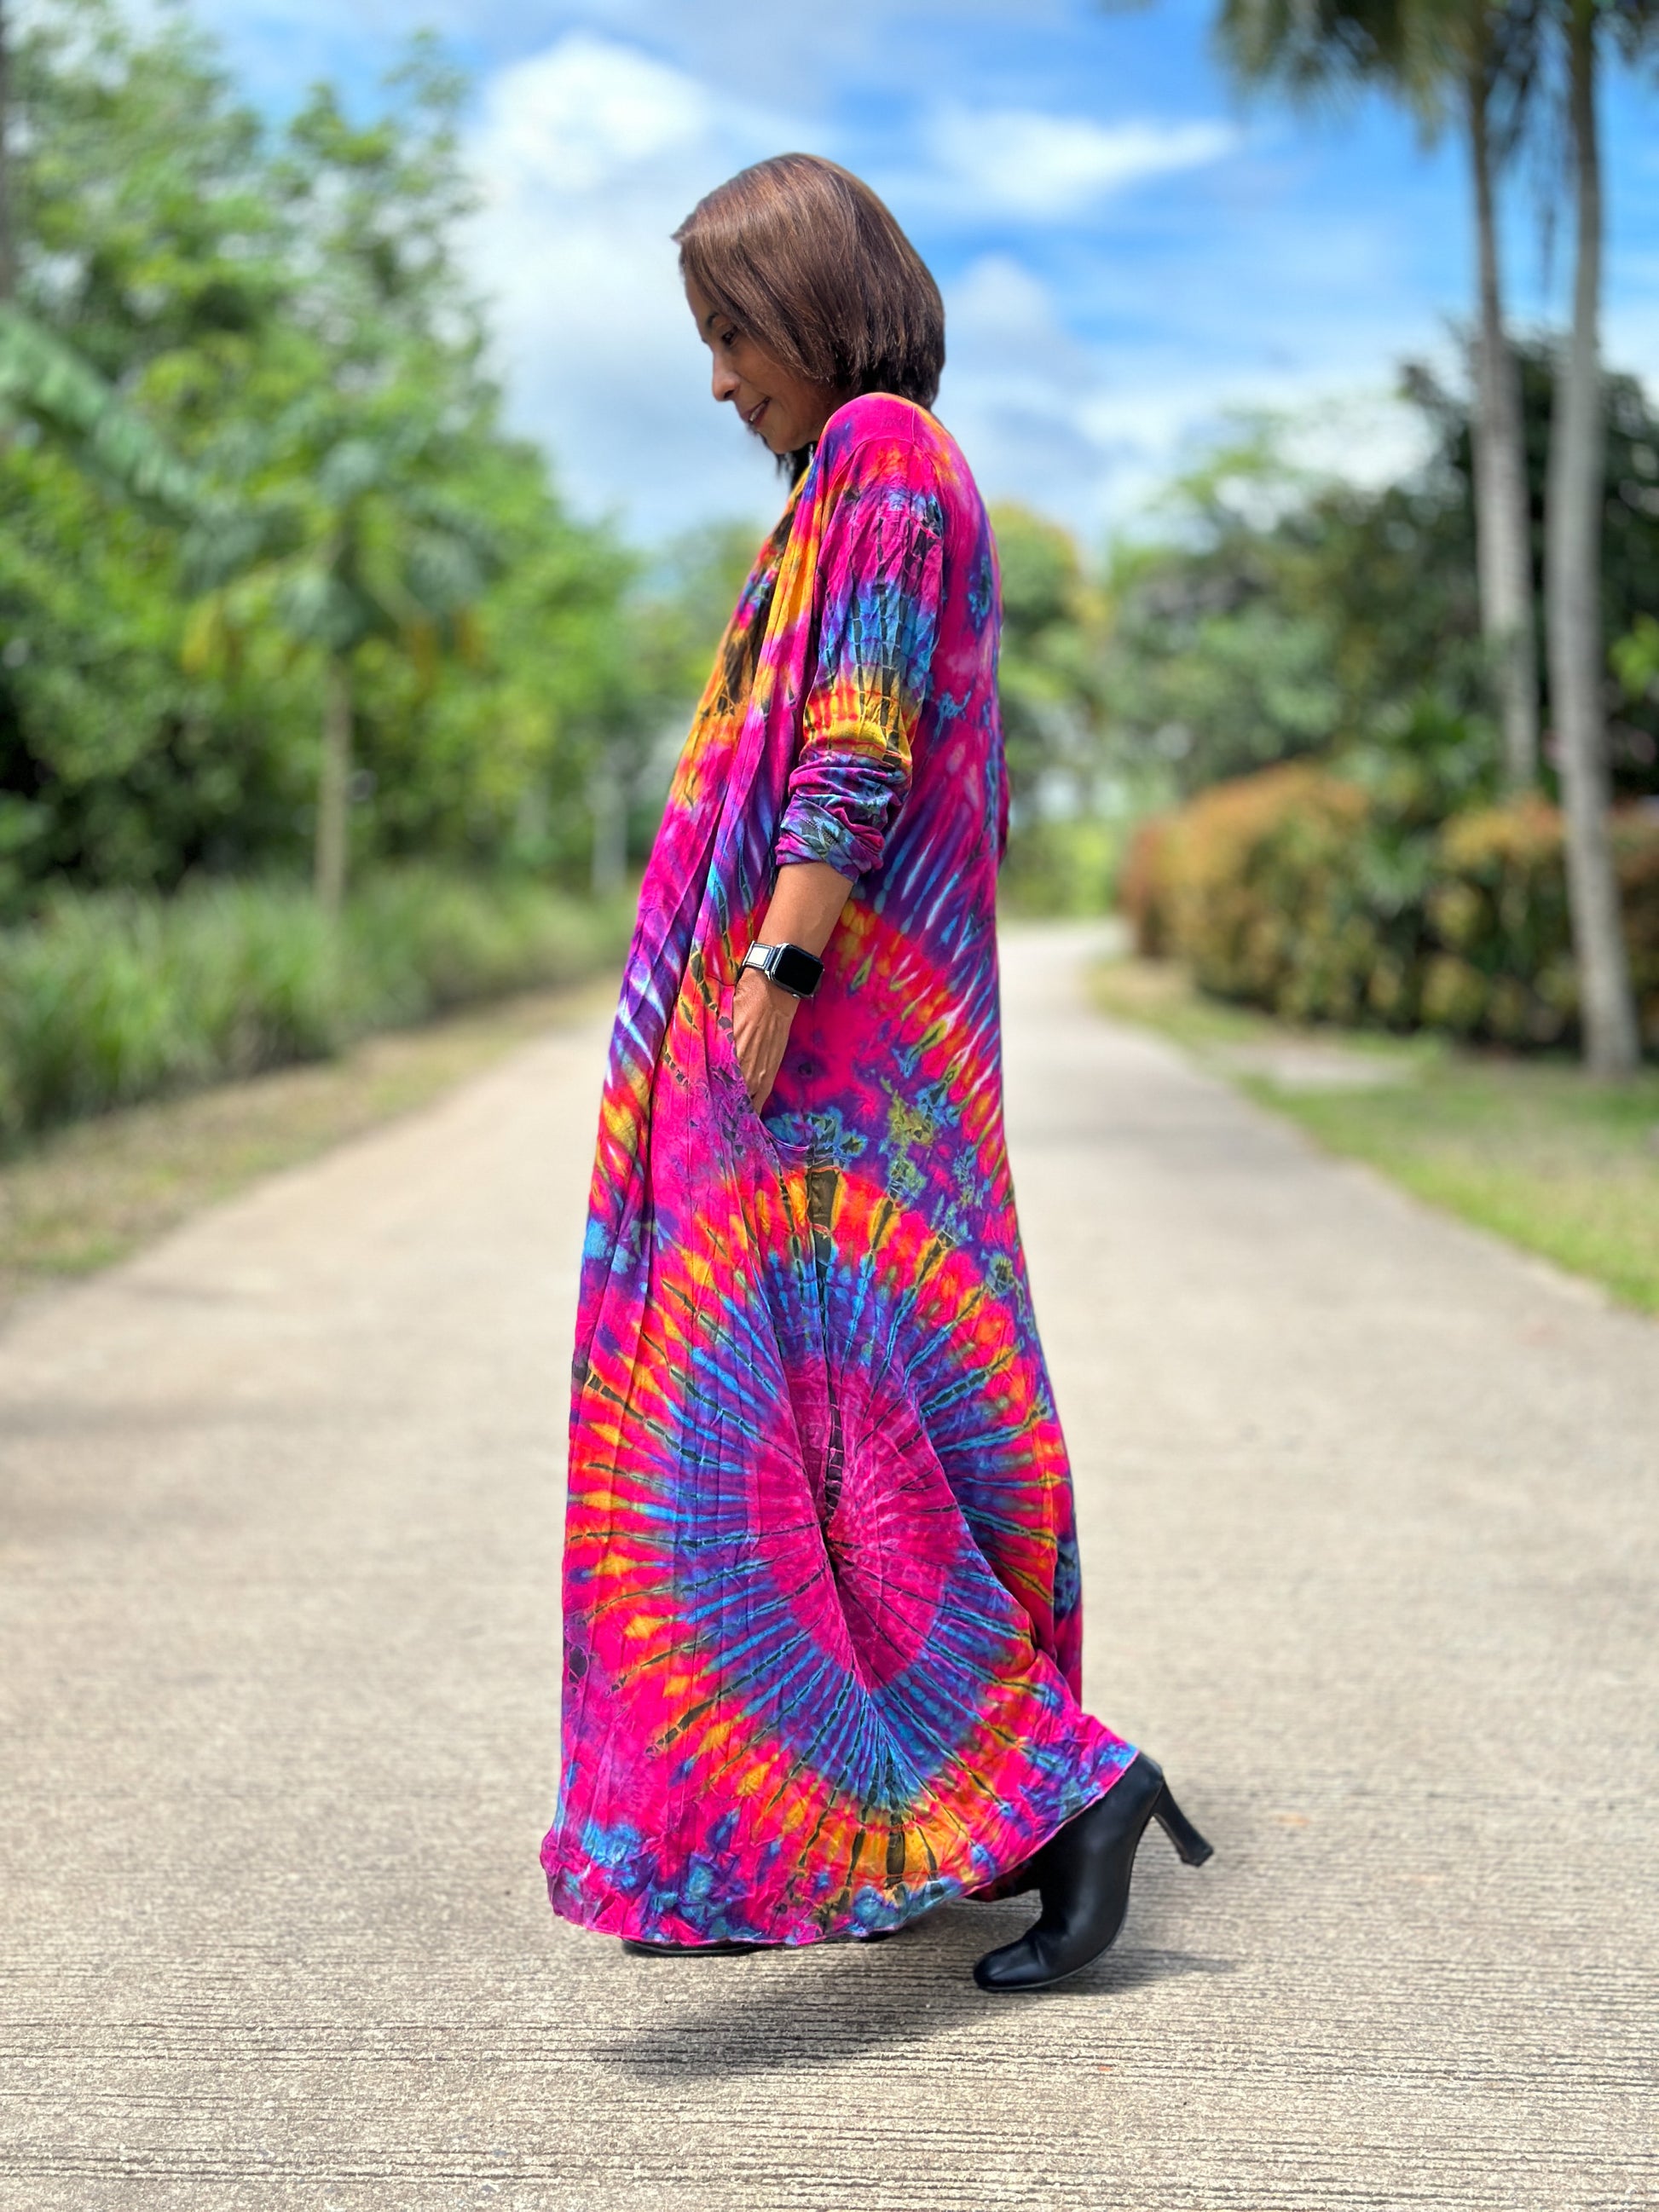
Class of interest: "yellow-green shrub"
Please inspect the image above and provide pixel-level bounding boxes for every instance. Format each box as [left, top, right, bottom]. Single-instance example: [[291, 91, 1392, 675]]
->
[[1119, 815, 1173, 956], [1124, 768, 1659, 1051]]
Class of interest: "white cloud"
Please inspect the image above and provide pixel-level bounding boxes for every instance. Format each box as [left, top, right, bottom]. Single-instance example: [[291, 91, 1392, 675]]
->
[[121, 0, 1659, 559], [459, 43, 1246, 540], [918, 107, 1237, 219], [475, 35, 713, 195], [932, 253, 1442, 549], [460, 36, 1447, 547], [464, 33, 808, 535], [936, 256, 1104, 504]]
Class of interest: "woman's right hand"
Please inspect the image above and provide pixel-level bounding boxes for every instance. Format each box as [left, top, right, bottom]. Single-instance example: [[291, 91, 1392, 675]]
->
[[732, 861, 852, 1109], [732, 969, 798, 1112]]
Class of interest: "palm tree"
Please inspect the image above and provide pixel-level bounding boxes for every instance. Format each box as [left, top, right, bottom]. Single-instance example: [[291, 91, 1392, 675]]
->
[[0, 0, 215, 524], [186, 406, 498, 912], [1463, 5, 1540, 788], [0, 0, 214, 533], [0, 302, 213, 517], [1219, 0, 1654, 1070], [1216, 0, 1540, 788], [1541, 0, 1644, 1076], [0, 0, 15, 306]]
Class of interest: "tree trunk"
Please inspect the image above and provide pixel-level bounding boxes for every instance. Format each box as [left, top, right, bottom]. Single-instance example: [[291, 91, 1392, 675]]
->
[[589, 760, 627, 898], [315, 655, 352, 916], [0, 0, 14, 304], [1466, 66, 1538, 787], [1546, 2, 1639, 1076]]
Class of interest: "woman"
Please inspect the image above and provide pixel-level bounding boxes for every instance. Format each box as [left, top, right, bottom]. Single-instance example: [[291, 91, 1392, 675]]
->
[[541, 153, 1211, 1994]]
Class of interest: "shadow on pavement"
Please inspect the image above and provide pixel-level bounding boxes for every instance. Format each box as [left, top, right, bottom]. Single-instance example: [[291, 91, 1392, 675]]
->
[[588, 1905, 1237, 2080]]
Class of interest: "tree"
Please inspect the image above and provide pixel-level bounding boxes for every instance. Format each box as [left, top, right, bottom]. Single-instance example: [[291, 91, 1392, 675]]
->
[[1103, 410, 1452, 794], [0, 0, 315, 904], [1541, 0, 1645, 1075], [12, 0, 287, 381], [185, 404, 497, 911], [992, 505, 1108, 823], [987, 505, 1127, 910], [0, 0, 655, 912], [0, 304, 213, 521], [1215, 0, 1541, 787], [1462, 6, 1541, 787], [0, 0, 16, 303], [1101, 355, 1659, 803], [588, 520, 760, 893], [362, 444, 647, 884]]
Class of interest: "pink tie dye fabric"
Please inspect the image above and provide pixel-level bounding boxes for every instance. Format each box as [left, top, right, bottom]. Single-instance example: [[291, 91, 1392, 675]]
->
[[543, 394, 1134, 1947]]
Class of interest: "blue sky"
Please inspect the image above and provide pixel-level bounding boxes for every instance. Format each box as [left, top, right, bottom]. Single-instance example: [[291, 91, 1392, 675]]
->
[[181, 0, 1659, 546]]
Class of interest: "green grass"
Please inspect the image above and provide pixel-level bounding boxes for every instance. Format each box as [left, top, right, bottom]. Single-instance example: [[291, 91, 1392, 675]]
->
[[0, 870, 631, 1145], [1092, 956, 1659, 1314], [0, 980, 612, 1320]]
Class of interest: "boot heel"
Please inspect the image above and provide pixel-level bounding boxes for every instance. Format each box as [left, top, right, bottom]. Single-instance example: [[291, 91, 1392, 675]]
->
[[1152, 1785, 1214, 1867]]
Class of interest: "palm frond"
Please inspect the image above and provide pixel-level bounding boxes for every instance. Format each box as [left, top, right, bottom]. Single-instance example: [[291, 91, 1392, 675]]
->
[[0, 304, 217, 523]]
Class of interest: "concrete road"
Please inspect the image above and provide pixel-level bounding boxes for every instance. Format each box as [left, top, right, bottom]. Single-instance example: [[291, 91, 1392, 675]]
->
[[2, 926, 1655, 2212]]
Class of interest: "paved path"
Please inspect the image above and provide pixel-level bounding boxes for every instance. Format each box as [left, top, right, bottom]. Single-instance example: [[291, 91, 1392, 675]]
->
[[2, 926, 1656, 2212]]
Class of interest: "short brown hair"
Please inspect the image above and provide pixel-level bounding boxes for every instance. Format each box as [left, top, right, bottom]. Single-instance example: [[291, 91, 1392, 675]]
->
[[673, 154, 945, 446]]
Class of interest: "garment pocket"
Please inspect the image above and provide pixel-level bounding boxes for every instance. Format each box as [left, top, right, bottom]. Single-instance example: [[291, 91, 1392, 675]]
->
[[715, 988, 811, 1162]]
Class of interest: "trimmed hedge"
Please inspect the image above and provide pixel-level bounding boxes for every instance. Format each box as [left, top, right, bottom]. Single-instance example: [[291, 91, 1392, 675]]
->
[[1122, 765, 1659, 1050], [0, 871, 629, 1143]]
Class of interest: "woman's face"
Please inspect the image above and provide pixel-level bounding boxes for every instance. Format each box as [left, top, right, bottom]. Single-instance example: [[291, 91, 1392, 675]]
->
[[686, 280, 835, 458]]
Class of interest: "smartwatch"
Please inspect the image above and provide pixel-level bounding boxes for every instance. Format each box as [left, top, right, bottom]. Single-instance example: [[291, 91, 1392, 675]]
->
[[741, 940, 824, 999]]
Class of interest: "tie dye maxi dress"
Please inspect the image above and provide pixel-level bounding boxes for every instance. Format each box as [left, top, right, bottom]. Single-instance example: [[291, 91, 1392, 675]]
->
[[543, 393, 1135, 1948]]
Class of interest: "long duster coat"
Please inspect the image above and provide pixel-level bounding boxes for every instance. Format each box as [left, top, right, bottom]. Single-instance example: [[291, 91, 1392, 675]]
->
[[543, 394, 1132, 1947]]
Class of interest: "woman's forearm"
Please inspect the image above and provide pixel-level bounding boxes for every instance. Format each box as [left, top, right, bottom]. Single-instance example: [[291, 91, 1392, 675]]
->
[[756, 858, 854, 956]]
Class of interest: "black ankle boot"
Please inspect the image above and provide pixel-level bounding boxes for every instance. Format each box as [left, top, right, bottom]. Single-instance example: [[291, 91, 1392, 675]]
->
[[972, 1754, 1213, 1994]]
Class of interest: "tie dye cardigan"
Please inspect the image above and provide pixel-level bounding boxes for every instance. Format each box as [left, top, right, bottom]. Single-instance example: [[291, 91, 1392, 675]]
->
[[544, 393, 1131, 1947]]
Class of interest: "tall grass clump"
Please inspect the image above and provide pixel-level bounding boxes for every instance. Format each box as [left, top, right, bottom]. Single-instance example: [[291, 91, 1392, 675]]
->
[[0, 871, 630, 1145]]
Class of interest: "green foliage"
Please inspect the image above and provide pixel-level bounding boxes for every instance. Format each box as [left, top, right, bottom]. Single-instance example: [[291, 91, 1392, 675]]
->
[[1217, 0, 1412, 95], [633, 522, 766, 705], [1614, 612, 1659, 707], [986, 504, 1123, 904], [0, 305, 212, 519], [1107, 552, 1342, 789], [1453, 344, 1659, 781], [1103, 401, 1480, 796], [0, 0, 670, 915], [997, 818, 1126, 917], [272, 41, 483, 373], [1124, 763, 1659, 1050], [14, 0, 285, 377], [588, 518, 766, 884], [992, 504, 1107, 816], [184, 406, 499, 665], [0, 872, 630, 1141], [1105, 349, 1659, 800]]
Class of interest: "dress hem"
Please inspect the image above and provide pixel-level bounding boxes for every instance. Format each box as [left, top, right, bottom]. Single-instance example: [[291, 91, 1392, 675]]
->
[[544, 1738, 1138, 1950]]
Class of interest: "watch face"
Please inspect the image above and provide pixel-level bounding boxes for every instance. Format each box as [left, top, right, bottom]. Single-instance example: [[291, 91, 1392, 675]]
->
[[770, 943, 823, 996]]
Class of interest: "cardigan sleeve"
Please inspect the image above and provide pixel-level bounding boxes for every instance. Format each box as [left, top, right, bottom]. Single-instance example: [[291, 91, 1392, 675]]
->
[[773, 446, 945, 883]]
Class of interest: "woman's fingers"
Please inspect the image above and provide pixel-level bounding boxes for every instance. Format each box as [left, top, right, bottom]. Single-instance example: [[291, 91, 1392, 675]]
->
[[733, 971, 796, 1108], [738, 1019, 783, 1106]]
